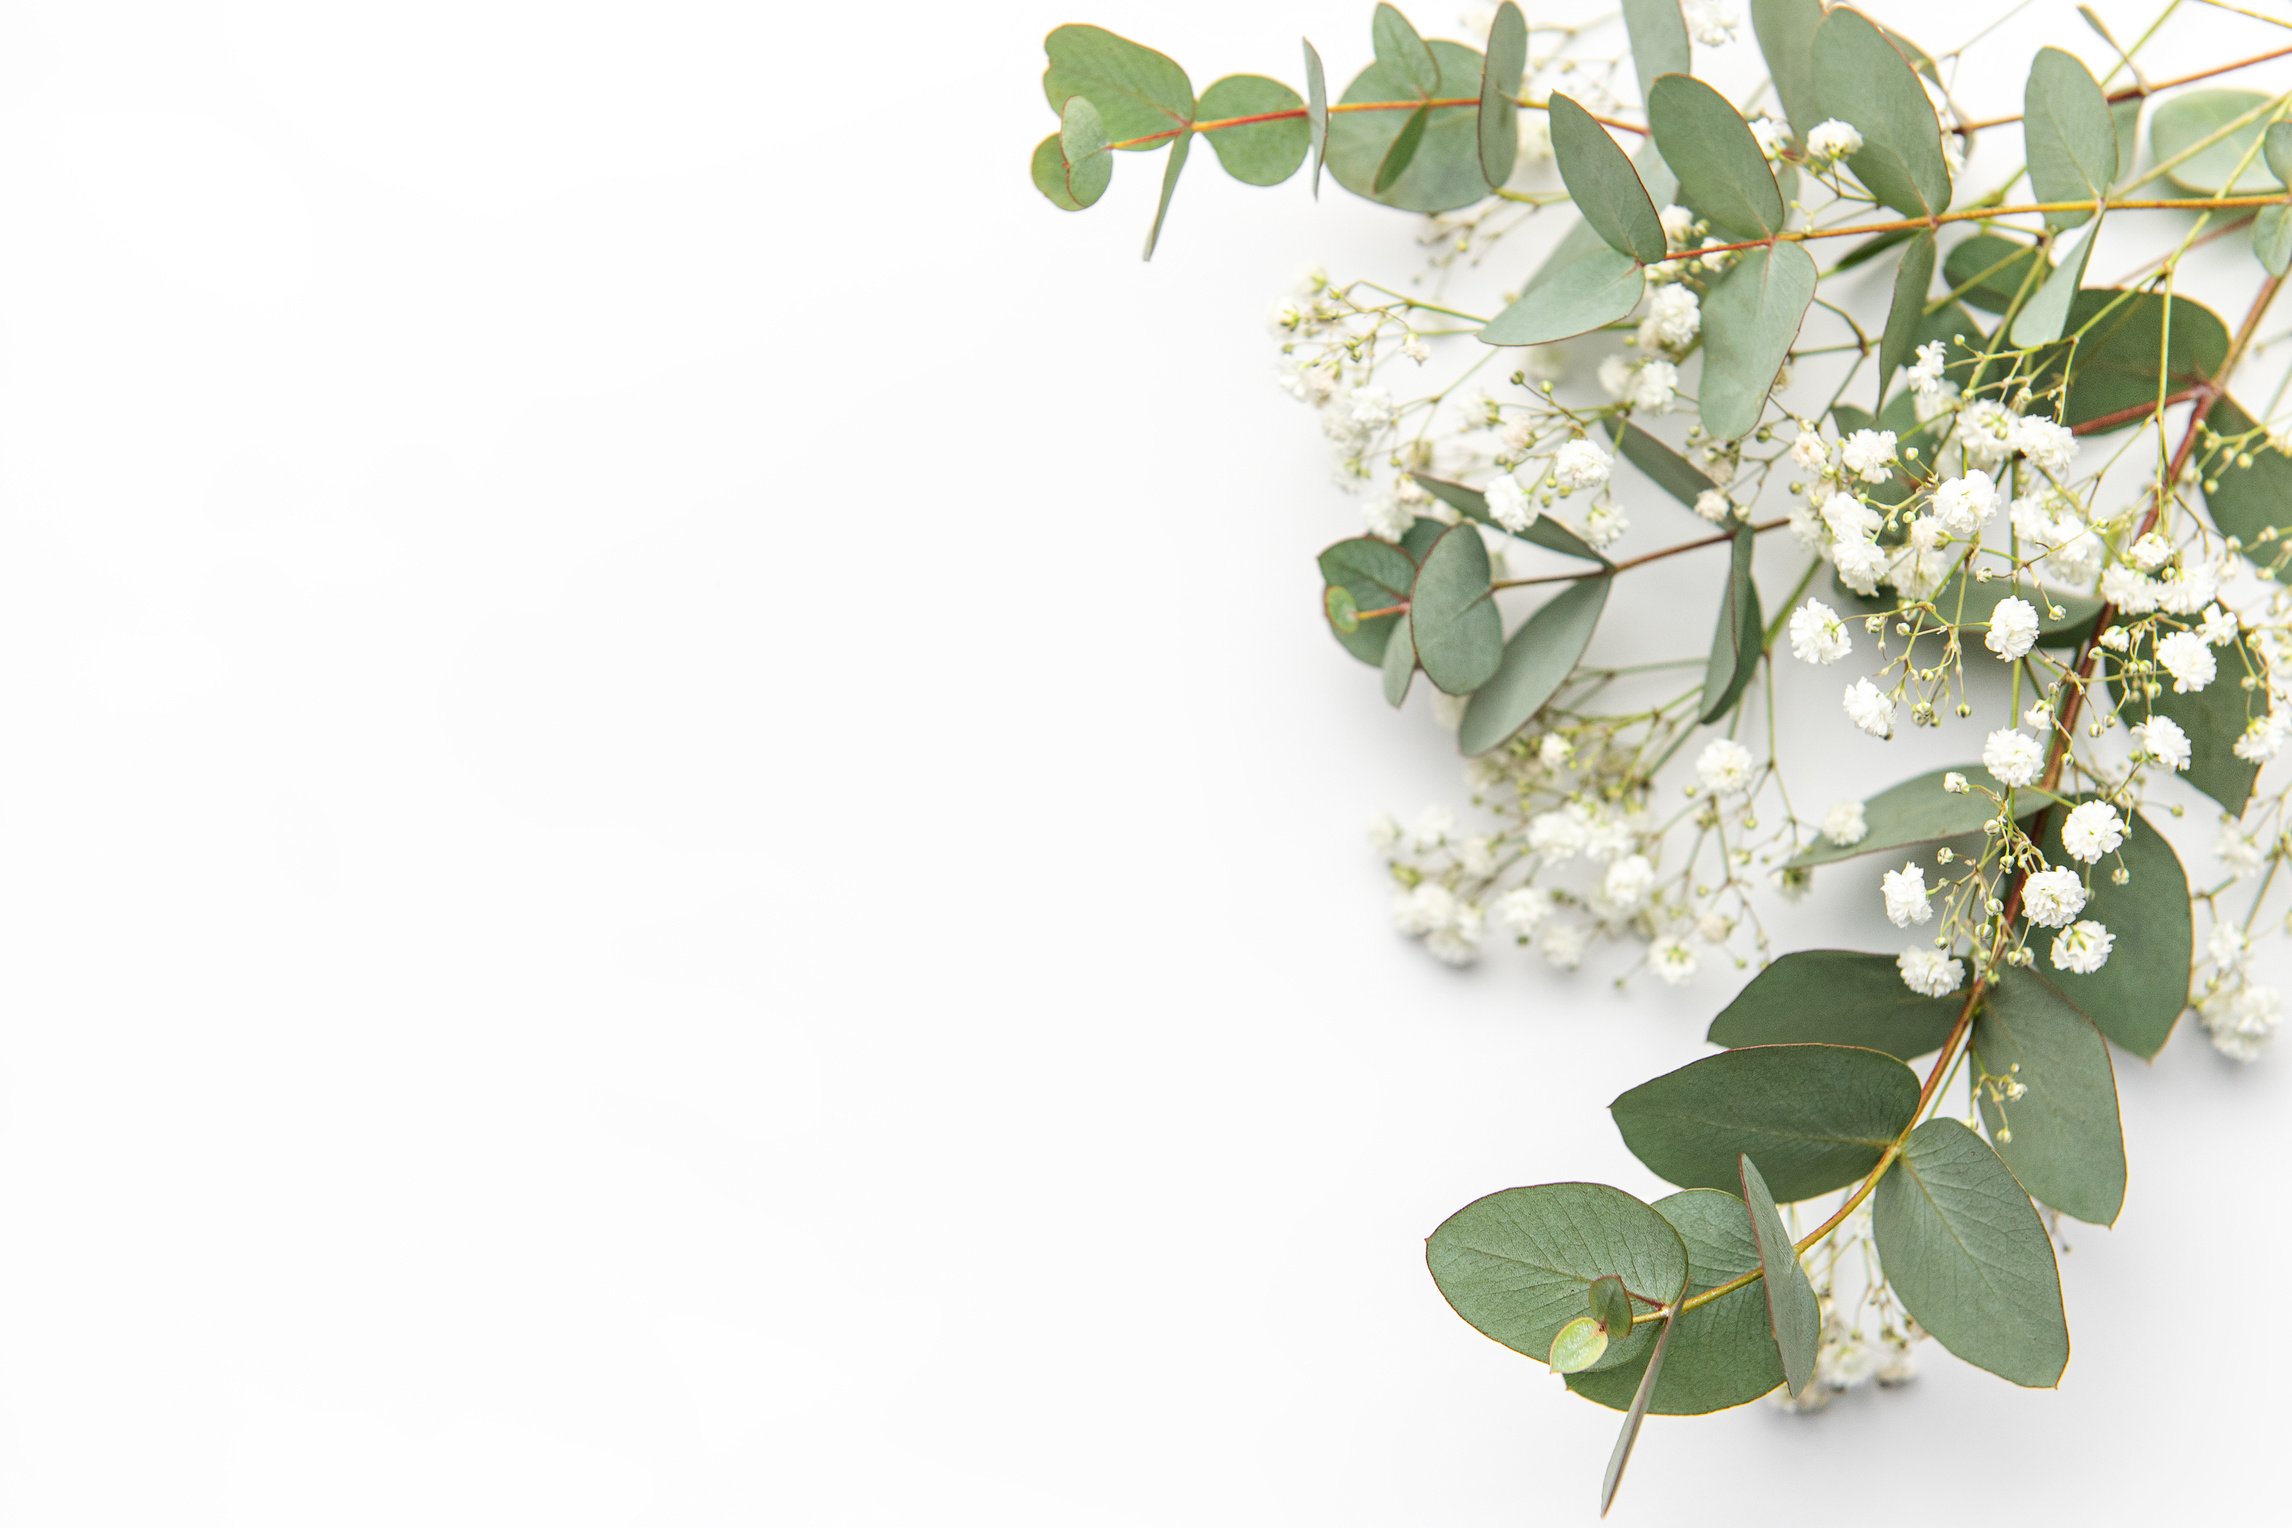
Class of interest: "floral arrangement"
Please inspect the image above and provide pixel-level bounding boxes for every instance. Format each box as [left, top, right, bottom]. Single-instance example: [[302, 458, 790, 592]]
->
[[1035, 0, 2292, 1512]]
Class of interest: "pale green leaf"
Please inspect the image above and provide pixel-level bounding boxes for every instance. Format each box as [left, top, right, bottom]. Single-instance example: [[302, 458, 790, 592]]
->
[[2150, 88, 2283, 195], [1751, 0, 1827, 138], [1042, 24, 1194, 148], [1317, 537, 1416, 665], [1707, 950, 1963, 1059], [1647, 73, 1783, 238], [1413, 475, 1611, 564], [1550, 94, 1668, 264], [1480, 243, 1647, 345], [2148, 631, 2263, 817], [1738, 1156, 1820, 1397], [2034, 803, 2191, 1058], [1621, 0, 1692, 104], [1550, 1316, 1610, 1373], [1610, 1043, 1921, 1202], [1327, 41, 1493, 211], [1697, 526, 1760, 723], [1814, 6, 1952, 217], [1873, 1119, 2069, 1387], [1479, 2, 1527, 187], [1305, 38, 1330, 197], [2025, 47, 2118, 229], [1031, 135, 1088, 212], [1589, 1275, 1635, 1337], [2010, 212, 2104, 347], [2255, 205, 2292, 276], [1789, 765, 1998, 867], [1141, 132, 1190, 259], [1607, 420, 1720, 508], [1410, 524, 1503, 694], [1458, 577, 1611, 754], [2202, 396, 2292, 550], [1196, 75, 1309, 186], [2049, 290, 2229, 428], [1371, 2, 1439, 98], [1375, 102, 1433, 192], [1427, 1182, 1689, 1364], [2270, 120, 2292, 182], [1055, 96, 1113, 208], [1600, 1313, 1674, 1517], [1699, 243, 1816, 440], [1383, 608, 1416, 706], [1973, 970, 2126, 1225], [1944, 232, 2049, 315], [1877, 232, 1937, 393]]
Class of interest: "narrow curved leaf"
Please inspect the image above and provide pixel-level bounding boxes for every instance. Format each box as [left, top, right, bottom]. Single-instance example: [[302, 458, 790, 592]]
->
[[1375, 102, 1434, 192], [1141, 132, 1190, 259], [1371, 2, 1439, 98], [1707, 950, 1963, 1059], [1699, 243, 1817, 440], [1589, 1275, 1635, 1337], [2201, 395, 2292, 547], [2025, 47, 2118, 229], [1647, 74, 1784, 238], [1427, 1182, 1690, 1363], [1383, 608, 1416, 705], [1787, 765, 1993, 868], [1318, 537, 1416, 664], [1328, 41, 1493, 212], [2010, 212, 2104, 347], [1413, 475, 1611, 564], [1196, 75, 1309, 186], [1042, 24, 1194, 147], [1304, 38, 1329, 197], [1480, 243, 1647, 345], [1459, 577, 1612, 754], [1973, 969, 2126, 1225], [1611, 1043, 1922, 1202], [1814, 7, 1951, 217], [2147, 632, 2263, 817], [1944, 232, 2049, 315], [1878, 232, 1938, 394], [1479, 2, 1526, 187], [1567, 1190, 1789, 1416], [2150, 88, 2283, 195], [2035, 803, 2191, 1058], [1410, 524, 1503, 694], [1873, 1119, 2069, 1387], [1600, 1313, 1674, 1517], [1738, 1156, 1820, 1397], [1550, 94, 1669, 263], [1607, 420, 1720, 508], [1751, 0, 1827, 138], [1698, 527, 1760, 723], [1621, 0, 1692, 104]]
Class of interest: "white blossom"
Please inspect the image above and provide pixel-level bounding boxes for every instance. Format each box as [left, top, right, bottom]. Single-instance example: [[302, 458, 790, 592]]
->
[[1823, 801, 1868, 846], [2023, 866, 2087, 929], [1982, 728, 2044, 787], [1552, 438, 1613, 491], [2236, 708, 2291, 763], [1602, 854, 1658, 914], [1820, 491, 1881, 541], [1685, 0, 1742, 47], [1624, 359, 1680, 413], [1492, 886, 1551, 937], [1640, 283, 1702, 350], [2156, 629, 2217, 693], [1898, 946, 1965, 997], [1696, 738, 1755, 794], [1806, 118, 1863, 161], [1985, 597, 2040, 661], [1695, 488, 1734, 523], [1539, 917, 1591, 970], [1931, 471, 1999, 537], [1363, 492, 1414, 539], [2008, 413, 2077, 474], [1485, 473, 1538, 532], [1840, 429, 1899, 483], [1650, 935, 1699, 984], [1789, 599, 1852, 665], [1749, 115, 1790, 160], [1882, 863, 1931, 927], [2134, 715, 2191, 771], [2201, 983, 2281, 1061], [1958, 399, 2016, 470], [1844, 678, 1896, 738], [1906, 340, 1948, 397], [2060, 801, 2127, 863], [2051, 919, 2115, 975]]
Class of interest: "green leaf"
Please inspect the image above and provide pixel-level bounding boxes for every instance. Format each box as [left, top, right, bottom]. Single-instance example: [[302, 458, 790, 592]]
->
[[1972, 969, 2126, 1225], [1567, 1190, 1789, 1416], [2201, 395, 2292, 548], [2034, 803, 2191, 1058], [1304, 39, 1330, 197], [1707, 950, 1965, 1059], [1053, 96, 1113, 209], [1600, 1313, 1674, 1517], [1141, 132, 1190, 260], [1738, 1156, 1820, 1397], [1943, 232, 2048, 315], [2150, 88, 2284, 195], [2051, 289, 2230, 428], [1589, 1275, 1635, 1337], [2147, 634, 2263, 816], [1550, 1315, 1611, 1373], [1383, 608, 1416, 706], [1699, 243, 1817, 440], [1698, 527, 1760, 723], [1410, 524, 1503, 694], [1479, 243, 1647, 346], [1610, 1044, 1921, 1202], [1414, 475, 1611, 564], [1877, 232, 1937, 395], [1606, 420, 1720, 508], [1751, 0, 1828, 139], [1550, 95, 1669, 263], [1479, 3, 1527, 188], [1371, 3, 1439, 98], [1834, 224, 1921, 273], [1814, 6, 1952, 217], [1787, 765, 1993, 868], [1375, 102, 1433, 192], [1328, 41, 1493, 212], [1873, 1119, 2069, 1388], [1459, 577, 1612, 754], [2010, 212, 2104, 347], [1031, 135, 1089, 212], [1325, 586, 1360, 635], [1318, 537, 1416, 664], [1647, 74, 1784, 238], [2024, 48, 2118, 229], [1195, 75, 1310, 186], [1621, 0, 1692, 104], [2254, 205, 2292, 277], [1042, 24, 1195, 148], [1427, 1182, 1690, 1365], [2269, 120, 2292, 182]]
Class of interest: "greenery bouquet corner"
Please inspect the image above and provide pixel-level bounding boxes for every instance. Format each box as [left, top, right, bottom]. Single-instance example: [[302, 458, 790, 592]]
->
[[1032, 0, 2292, 1513]]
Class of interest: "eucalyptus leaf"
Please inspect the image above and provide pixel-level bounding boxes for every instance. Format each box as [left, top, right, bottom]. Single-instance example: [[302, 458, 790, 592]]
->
[[1318, 537, 1417, 664], [2010, 212, 2104, 347], [1611, 1043, 1922, 1202], [2146, 634, 2264, 818], [1551, 1315, 1610, 1373], [1042, 24, 1195, 148], [1196, 75, 1310, 186], [1305, 38, 1330, 197], [2024, 47, 2118, 228], [1567, 1190, 1790, 1416], [2034, 803, 2190, 1058], [1600, 1313, 1674, 1517], [1873, 1118, 2069, 1388], [1738, 1156, 1820, 1397], [1427, 1182, 1690, 1364], [1787, 765, 1994, 868], [2149, 88, 2284, 195], [1031, 135, 1089, 212], [1647, 74, 1784, 238], [1328, 41, 1493, 211], [1973, 969, 2127, 1225], [1371, 2, 1440, 98], [2270, 120, 2292, 182], [1943, 233, 2049, 315], [1479, 2, 1527, 188], [1621, 0, 1692, 104], [1699, 243, 1817, 440], [1606, 420, 1720, 508], [1414, 475, 1611, 564], [1698, 528, 1761, 724], [2049, 290, 2229, 428], [1550, 94, 1669, 264], [1877, 232, 1937, 394], [1376, 102, 1434, 192], [1480, 242, 1649, 345], [2255, 205, 2292, 277], [1410, 524, 1504, 694], [1752, 0, 1828, 139], [1707, 949, 1963, 1059], [1828, 570, 2099, 648], [1056, 96, 1114, 208], [2201, 395, 2292, 548], [1459, 577, 1612, 754], [1814, 6, 1952, 218], [1142, 132, 1190, 259], [1589, 1275, 1635, 1337], [1383, 608, 1416, 706]]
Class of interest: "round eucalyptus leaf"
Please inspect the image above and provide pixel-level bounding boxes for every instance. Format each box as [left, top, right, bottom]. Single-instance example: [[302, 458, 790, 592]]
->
[[2149, 88, 2284, 195], [1550, 1316, 1611, 1374], [1409, 524, 1503, 695], [2024, 46, 2118, 228], [1647, 73, 1783, 238], [1196, 74, 1310, 185], [1327, 41, 1492, 212], [1813, 6, 1952, 217], [1973, 969, 2126, 1225], [1699, 243, 1818, 440], [1428, 1182, 1690, 1366]]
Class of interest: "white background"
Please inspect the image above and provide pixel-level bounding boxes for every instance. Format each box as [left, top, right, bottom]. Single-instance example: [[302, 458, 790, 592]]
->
[[0, 0, 2286, 1523]]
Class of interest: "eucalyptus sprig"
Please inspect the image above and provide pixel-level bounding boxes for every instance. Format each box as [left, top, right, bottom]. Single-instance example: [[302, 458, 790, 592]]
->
[[1036, 0, 2292, 1513]]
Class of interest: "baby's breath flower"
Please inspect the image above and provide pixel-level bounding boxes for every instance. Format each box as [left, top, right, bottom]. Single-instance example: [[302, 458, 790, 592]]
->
[[1789, 599, 1852, 665], [1843, 678, 1896, 738], [1822, 801, 1869, 846], [1696, 739, 1754, 794], [2156, 629, 2217, 693], [1982, 728, 2044, 787], [1805, 118, 1863, 161], [2024, 867, 2087, 929], [1882, 863, 1932, 927], [2060, 801, 2127, 864], [2051, 919, 2115, 974], [1985, 597, 2040, 661], [1898, 946, 1965, 997]]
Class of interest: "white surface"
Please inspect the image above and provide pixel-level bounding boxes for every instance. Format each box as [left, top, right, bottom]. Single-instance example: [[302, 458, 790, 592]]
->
[[0, 1, 2285, 1522]]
